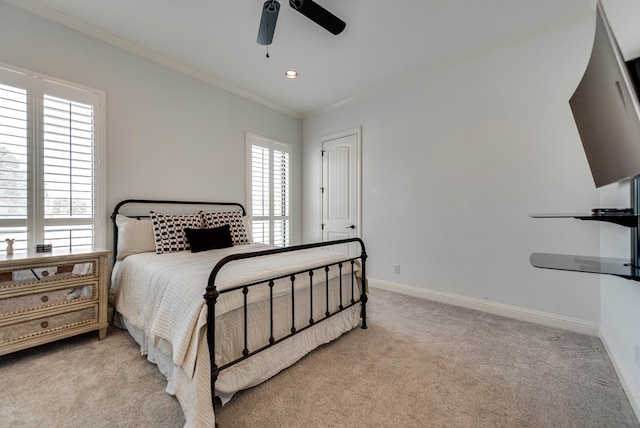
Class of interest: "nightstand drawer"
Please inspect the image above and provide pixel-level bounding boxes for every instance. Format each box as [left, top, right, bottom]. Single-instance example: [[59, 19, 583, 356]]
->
[[0, 282, 97, 317], [0, 259, 99, 291], [0, 305, 97, 344]]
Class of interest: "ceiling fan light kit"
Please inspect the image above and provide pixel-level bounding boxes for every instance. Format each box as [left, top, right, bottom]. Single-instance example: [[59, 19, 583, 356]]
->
[[257, 0, 345, 47]]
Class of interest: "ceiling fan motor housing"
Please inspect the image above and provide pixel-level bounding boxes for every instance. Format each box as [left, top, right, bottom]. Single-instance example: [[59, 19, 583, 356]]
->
[[266, 0, 280, 12]]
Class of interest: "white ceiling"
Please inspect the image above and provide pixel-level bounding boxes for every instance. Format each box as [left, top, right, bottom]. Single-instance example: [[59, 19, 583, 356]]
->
[[7, 0, 640, 117]]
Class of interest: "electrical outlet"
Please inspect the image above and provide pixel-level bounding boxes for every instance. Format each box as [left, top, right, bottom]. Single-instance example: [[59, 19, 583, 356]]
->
[[393, 264, 400, 274], [636, 345, 640, 368]]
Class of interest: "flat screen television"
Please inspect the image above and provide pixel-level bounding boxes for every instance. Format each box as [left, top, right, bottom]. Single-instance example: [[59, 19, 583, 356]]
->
[[569, 1, 640, 188]]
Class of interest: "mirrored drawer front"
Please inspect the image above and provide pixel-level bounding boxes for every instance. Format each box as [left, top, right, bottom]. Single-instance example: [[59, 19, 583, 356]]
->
[[0, 283, 97, 317], [0, 259, 98, 290], [0, 306, 97, 344]]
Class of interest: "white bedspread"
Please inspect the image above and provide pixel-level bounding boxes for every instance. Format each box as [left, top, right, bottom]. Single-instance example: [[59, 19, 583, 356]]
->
[[113, 243, 364, 427], [114, 243, 356, 377]]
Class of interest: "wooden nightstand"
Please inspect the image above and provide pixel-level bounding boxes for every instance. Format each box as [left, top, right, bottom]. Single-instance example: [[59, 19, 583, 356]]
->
[[0, 249, 109, 356]]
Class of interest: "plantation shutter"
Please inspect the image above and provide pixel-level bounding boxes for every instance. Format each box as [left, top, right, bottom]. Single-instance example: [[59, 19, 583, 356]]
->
[[248, 134, 290, 247], [0, 82, 28, 250], [0, 64, 105, 254], [251, 144, 270, 244], [272, 148, 289, 246], [42, 94, 96, 250]]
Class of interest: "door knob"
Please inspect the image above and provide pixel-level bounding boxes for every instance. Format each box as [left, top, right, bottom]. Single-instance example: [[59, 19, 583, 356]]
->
[[345, 225, 355, 229]]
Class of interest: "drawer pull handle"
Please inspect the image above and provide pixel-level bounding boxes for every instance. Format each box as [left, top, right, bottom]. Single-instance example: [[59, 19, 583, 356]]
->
[[41, 295, 49, 303], [40, 321, 49, 329], [41, 270, 50, 277]]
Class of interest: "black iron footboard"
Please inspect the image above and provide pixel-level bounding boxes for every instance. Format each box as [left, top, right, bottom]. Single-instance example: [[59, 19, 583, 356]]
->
[[203, 238, 368, 407]]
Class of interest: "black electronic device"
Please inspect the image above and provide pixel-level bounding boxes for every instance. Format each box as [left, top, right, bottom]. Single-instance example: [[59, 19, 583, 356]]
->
[[591, 208, 634, 214]]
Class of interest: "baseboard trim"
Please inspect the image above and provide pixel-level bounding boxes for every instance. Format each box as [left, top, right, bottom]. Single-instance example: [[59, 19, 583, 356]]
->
[[600, 329, 640, 422], [368, 278, 600, 336]]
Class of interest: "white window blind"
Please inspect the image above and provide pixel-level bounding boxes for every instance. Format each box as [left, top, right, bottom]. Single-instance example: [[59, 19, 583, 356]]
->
[[0, 64, 105, 254], [248, 134, 290, 247], [0, 83, 28, 251]]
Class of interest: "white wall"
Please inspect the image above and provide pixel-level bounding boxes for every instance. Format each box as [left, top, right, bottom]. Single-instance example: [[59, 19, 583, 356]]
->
[[0, 1, 303, 246], [303, 13, 602, 325]]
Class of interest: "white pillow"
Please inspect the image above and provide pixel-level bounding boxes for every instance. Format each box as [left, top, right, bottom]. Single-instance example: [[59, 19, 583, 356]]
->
[[115, 214, 156, 260], [243, 216, 253, 243]]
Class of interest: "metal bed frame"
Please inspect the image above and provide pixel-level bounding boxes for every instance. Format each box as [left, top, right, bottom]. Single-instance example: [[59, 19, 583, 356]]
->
[[111, 199, 368, 409]]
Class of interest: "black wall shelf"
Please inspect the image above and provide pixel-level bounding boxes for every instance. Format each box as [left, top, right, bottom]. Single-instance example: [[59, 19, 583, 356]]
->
[[530, 213, 639, 228]]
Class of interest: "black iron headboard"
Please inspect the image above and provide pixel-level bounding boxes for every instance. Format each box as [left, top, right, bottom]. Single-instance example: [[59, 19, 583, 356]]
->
[[111, 199, 247, 263]]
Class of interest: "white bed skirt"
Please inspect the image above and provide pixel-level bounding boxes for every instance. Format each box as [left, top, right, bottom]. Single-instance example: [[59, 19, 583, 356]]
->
[[117, 304, 361, 428]]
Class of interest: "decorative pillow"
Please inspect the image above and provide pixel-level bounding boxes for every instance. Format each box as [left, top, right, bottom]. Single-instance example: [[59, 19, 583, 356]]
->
[[184, 225, 233, 253], [201, 210, 250, 245], [115, 214, 156, 260], [149, 211, 202, 254]]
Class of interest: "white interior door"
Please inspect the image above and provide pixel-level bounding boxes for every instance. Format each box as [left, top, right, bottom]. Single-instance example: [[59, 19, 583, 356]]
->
[[321, 128, 361, 255]]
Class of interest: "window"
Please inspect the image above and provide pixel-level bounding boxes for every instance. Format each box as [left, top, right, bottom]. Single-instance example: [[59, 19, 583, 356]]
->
[[0, 64, 105, 254], [247, 133, 291, 246]]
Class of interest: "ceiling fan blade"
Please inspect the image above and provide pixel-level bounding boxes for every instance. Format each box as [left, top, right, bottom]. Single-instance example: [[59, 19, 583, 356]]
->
[[257, 0, 280, 45], [289, 0, 346, 35]]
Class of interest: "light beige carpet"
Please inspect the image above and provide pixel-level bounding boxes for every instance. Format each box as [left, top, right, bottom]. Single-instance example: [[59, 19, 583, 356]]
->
[[1, 288, 638, 427]]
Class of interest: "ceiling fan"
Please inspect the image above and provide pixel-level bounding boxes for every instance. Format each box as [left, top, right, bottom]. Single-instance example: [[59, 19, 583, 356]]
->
[[257, 0, 346, 46]]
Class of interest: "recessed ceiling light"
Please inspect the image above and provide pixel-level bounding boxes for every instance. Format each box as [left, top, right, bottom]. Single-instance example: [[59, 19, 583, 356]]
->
[[285, 70, 298, 79]]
